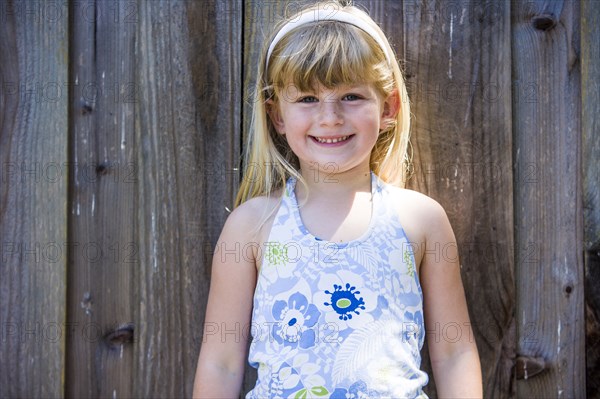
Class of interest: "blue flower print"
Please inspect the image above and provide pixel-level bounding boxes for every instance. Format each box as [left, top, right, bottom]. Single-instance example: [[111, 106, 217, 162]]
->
[[314, 271, 377, 331], [324, 283, 365, 321], [330, 380, 380, 399], [271, 292, 321, 349]]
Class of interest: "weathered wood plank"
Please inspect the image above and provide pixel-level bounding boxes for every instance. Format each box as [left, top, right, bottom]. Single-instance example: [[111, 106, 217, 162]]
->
[[396, 1, 514, 397], [133, 1, 242, 397], [512, 0, 585, 397], [581, 0, 600, 396], [0, 0, 69, 396], [66, 1, 136, 397]]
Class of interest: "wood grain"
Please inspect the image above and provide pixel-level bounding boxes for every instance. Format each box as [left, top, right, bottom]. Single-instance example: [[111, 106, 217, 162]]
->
[[512, 0, 585, 397], [0, 0, 68, 396], [133, 0, 241, 397], [582, 0, 600, 396], [395, 1, 514, 397], [66, 1, 136, 397], [65, 0, 242, 397]]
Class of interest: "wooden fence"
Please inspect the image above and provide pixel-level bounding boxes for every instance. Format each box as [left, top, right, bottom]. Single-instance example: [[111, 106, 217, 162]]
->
[[0, 0, 598, 397]]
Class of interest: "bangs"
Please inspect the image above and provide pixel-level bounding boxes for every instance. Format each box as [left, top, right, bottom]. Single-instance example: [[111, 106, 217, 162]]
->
[[268, 21, 390, 96]]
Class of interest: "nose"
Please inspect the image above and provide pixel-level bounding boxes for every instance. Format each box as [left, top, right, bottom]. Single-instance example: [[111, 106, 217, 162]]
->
[[318, 100, 344, 127]]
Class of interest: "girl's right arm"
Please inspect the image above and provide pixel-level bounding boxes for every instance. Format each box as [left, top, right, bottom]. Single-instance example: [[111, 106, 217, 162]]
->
[[193, 202, 260, 398]]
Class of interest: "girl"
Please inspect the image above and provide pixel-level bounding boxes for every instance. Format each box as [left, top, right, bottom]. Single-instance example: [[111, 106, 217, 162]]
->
[[194, 1, 482, 398]]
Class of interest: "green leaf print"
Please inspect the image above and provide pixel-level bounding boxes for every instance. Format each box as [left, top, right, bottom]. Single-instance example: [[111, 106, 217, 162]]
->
[[292, 386, 329, 398], [310, 386, 329, 396], [404, 248, 415, 277], [264, 241, 289, 266], [294, 388, 308, 399]]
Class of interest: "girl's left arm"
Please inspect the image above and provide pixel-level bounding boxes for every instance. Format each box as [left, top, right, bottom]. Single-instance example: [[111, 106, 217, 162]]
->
[[418, 200, 483, 398]]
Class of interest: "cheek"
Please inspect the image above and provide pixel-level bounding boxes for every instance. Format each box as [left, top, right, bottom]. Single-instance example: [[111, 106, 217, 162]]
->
[[280, 108, 302, 125], [359, 112, 382, 131], [355, 104, 381, 122]]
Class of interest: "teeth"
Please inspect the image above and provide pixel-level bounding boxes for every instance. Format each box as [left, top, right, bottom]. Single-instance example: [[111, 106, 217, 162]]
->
[[315, 135, 349, 144]]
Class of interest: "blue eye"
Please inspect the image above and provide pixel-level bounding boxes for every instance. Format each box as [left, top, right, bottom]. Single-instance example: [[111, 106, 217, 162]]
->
[[343, 94, 362, 101], [298, 96, 318, 103]]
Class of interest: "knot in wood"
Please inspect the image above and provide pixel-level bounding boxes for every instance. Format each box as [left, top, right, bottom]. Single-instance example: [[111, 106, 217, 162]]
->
[[104, 324, 134, 348], [96, 163, 109, 175], [81, 100, 93, 115], [564, 284, 573, 295], [531, 14, 557, 31]]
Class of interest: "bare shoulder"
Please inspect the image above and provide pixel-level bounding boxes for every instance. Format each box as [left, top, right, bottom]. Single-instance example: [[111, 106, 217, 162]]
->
[[388, 186, 449, 227], [385, 186, 453, 267], [223, 190, 283, 264], [229, 192, 281, 229]]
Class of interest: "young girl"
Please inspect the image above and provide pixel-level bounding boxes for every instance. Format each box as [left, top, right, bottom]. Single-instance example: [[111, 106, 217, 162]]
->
[[194, 1, 482, 398]]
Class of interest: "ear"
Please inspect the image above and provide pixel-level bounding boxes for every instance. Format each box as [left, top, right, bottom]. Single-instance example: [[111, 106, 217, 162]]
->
[[266, 99, 286, 134], [380, 89, 401, 131]]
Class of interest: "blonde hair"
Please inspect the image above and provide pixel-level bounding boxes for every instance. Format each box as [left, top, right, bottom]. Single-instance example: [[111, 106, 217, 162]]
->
[[235, 1, 411, 207]]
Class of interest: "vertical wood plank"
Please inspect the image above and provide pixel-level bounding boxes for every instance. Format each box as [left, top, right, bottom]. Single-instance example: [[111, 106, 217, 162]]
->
[[66, 1, 136, 397], [392, 1, 514, 397], [581, 0, 600, 396], [512, 0, 585, 397], [0, 0, 68, 396], [133, 0, 242, 397]]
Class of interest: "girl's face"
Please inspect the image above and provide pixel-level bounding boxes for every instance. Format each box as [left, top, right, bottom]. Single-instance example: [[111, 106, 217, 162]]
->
[[267, 82, 399, 176]]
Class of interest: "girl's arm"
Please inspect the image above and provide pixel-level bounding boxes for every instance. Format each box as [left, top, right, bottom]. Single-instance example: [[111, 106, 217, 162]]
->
[[419, 200, 483, 398], [193, 203, 259, 398]]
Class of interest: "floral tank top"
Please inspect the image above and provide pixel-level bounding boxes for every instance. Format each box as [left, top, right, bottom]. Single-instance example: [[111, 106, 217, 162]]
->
[[246, 172, 429, 398]]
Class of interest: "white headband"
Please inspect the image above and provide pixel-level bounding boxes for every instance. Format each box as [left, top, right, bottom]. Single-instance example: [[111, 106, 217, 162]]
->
[[266, 9, 392, 69]]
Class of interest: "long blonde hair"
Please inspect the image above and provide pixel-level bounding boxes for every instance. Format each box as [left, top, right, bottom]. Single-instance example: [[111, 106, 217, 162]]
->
[[235, 1, 411, 207]]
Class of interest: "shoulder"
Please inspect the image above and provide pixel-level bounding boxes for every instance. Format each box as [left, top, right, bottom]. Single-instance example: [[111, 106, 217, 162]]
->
[[383, 184, 449, 230], [381, 184, 454, 267], [222, 190, 283, 262], [230, 193, 281, 223], [226, 191, 282, 235]]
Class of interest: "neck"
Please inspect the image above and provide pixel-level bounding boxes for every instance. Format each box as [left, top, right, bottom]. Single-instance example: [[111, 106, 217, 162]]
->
[[295, 164, 372, 204]]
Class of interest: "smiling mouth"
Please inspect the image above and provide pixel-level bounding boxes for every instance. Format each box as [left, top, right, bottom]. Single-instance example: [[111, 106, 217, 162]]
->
[[312, 135, 352, 144]]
